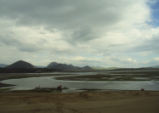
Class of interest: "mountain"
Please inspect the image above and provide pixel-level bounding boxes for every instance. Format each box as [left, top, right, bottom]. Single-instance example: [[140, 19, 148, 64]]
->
[[0, 64, 7, 68], [47, 62, 79, 70], [47, 62, 93, 71], [142, 65, 159, 68], [6, 60, 34, 69], [92, 66, 119, 70], [152, 65, 159, 68], [81, 66, 92, 70]]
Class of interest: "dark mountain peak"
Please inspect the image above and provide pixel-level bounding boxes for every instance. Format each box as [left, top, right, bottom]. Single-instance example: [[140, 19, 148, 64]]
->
[[47, 62, 93, 71], [48, 62, 60, 66], [6, 60, 34, 69], [47, 62, 76, 70], [15, 60, 27, 63], [82, 66, 92, 70]]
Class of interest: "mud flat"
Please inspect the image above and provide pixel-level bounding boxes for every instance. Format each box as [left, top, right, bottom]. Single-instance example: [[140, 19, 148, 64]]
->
[[0, 90, 159, 113]]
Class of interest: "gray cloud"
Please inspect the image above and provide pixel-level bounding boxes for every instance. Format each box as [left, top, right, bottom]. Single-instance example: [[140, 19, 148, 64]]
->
[[0, 0, 123, 26], [69, 28, 97, 43], [0, 0, 159, 67], [132, 36, 159, 53], [0, 35, 40, 52], [0, 0, 126, 43]]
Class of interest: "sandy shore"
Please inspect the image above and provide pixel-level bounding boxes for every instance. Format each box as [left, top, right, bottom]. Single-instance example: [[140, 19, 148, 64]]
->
[[0, 90, 159, 113]]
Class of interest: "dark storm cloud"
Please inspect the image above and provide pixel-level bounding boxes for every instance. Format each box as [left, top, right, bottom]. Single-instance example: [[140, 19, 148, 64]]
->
[[0, 0, 122, 25], [0, 0, 124, 42]]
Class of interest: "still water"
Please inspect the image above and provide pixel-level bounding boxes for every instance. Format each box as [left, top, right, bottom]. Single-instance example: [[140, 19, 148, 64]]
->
[[2, 75, 159, 92]]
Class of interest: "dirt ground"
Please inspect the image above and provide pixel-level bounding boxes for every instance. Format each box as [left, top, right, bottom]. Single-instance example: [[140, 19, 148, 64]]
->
[[0, 90, 159, 113]]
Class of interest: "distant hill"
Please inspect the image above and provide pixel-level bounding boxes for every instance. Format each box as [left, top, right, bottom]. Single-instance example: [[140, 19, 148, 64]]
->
[[92, 66, 119, 70], [0, 61, 93, 73], [6, 60, 34, 69], [141, 65, 159, 68], [47, 62, 79, 70], [82, 66, 92, 70], [47, 62, 93, 71], [0, 64, 7, 68], [152, 65, 159, 68]]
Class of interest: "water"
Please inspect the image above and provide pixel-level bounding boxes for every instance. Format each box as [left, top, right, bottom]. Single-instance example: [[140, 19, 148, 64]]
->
[[1, 75, 159, 91]]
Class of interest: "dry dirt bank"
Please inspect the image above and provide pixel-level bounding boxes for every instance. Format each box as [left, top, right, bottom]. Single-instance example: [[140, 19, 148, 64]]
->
[[0, 90, 159, 113]]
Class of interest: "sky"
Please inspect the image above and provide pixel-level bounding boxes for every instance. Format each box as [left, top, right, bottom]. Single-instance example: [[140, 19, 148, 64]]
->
[[0, 0, 159, 67]]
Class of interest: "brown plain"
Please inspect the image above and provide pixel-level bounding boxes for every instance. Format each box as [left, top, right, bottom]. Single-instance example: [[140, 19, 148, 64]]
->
[[0, 90, 159, 113]]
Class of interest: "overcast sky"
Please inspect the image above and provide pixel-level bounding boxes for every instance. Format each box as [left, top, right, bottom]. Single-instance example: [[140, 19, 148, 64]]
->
[[0, 0, 159, 67]]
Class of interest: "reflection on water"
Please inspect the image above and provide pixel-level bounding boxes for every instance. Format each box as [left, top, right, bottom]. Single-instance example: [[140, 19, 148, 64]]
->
[[2, 76, 159, 91], [26, 72, 99, 75]]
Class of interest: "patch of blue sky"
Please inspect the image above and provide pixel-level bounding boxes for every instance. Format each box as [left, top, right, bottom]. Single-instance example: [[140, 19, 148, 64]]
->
[[147, 0, 159, 27]]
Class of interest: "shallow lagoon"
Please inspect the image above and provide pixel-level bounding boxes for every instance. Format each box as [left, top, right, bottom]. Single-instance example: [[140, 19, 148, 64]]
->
[[2, 74, 159, 92]]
